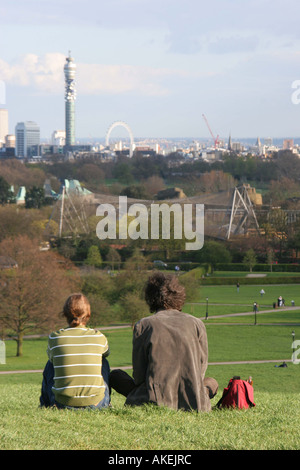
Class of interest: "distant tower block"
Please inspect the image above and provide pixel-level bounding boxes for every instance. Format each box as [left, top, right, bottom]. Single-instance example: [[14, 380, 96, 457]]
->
[[64, 51, 76, 146]]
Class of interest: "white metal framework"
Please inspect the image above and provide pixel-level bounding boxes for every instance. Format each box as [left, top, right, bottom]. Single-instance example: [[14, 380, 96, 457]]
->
[[225, 185, 260, 239]]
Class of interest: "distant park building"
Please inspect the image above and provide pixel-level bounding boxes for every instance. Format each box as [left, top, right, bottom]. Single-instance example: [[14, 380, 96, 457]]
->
[[16, 186, 26, 204], [15, 121, 40, 158]]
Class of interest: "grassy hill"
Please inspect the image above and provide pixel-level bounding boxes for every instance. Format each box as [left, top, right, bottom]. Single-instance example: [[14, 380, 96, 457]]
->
[[1, 285, 300, 450], [0, 380, 299, 450]]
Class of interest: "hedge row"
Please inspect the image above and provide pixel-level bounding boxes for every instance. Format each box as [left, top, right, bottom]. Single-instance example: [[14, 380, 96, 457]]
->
[[199, 276, 300, 285], [215, 263, 300, 272]]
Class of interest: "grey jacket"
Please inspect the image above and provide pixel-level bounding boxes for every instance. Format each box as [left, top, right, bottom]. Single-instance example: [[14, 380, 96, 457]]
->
[[125, 309, 211, 412]]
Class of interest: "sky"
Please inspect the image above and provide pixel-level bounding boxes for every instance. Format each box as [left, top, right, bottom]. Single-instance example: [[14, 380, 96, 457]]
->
[[1, 0, 300, 141]]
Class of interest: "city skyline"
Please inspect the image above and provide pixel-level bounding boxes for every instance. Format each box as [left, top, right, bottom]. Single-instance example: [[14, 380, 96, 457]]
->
[[1, 0, 300, 140]]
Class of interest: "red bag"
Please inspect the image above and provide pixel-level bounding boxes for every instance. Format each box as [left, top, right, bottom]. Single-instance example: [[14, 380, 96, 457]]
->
[[216, 377, 256, 409]]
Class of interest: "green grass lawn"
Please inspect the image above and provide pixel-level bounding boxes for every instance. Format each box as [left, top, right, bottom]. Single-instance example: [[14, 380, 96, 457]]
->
[[2, 323, 299, 372], [1, 283, 300, 450], [0, 379, 299, 450], [186, 283, 300, 308], [212, 271, 300, 278], [0, 329, 134, 372], [184, 304, 267, 317]]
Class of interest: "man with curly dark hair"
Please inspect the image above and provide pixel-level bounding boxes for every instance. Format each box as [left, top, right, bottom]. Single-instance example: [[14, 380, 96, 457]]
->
[[110, 271, 218, 412]]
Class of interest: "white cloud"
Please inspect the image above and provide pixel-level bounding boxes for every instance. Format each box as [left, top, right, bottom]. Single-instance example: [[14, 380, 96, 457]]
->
[[0, 53, 65, 92], [76, 63, 186, 96], [0, 53, 191, 97]]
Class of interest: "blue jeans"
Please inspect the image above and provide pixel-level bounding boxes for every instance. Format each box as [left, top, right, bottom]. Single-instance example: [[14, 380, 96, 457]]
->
[[40, 358, 111, 410]]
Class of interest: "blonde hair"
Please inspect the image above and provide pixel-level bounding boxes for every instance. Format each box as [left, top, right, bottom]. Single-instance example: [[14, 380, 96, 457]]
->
[[63, 293, 91, 327]]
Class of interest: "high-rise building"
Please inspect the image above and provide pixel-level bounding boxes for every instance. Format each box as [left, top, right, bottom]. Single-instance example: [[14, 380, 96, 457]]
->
[[0, 108, 9, 143], [228, 133, 232, 151], [5, 135, 15, 148], [283, 139, 294, 150], [64, 51, 76, 147], [15, 121, 40, 157], [51, 130, 66, 146]]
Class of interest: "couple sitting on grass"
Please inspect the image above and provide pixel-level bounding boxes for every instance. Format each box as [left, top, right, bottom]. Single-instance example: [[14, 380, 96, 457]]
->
[[40, 271, 218, 412]]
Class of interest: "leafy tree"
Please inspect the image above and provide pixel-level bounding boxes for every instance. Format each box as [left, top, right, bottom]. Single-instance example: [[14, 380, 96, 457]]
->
[[82, 272, 115, 305], [85, 245, 102, 268], [25, 186, 46, 209], [113, 162, 134, 185], [108, 251, 149, 304], [131, 153, 164, 180], [195, 241, 232, 271], [31, 218, 58, 237], [124, 248, 148, 271], [176, 272, 200, 303], [120, 291, 149, 327], [243, 249, 257, 273], [0, 176, 14, 204], [85, 292, 115, 327], [120, 184, 150, 199], [72, 234, 99, 261]]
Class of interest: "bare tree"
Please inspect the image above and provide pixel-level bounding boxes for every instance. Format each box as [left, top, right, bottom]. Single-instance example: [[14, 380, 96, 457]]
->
[[0, 235, 78, 356], [143, 175, 166, 197]]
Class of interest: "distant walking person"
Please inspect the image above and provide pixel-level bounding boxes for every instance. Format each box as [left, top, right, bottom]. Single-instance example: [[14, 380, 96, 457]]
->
[[110, 272, 218, 412], [40, 293, 110, 410], [237, 282, 240, 293]]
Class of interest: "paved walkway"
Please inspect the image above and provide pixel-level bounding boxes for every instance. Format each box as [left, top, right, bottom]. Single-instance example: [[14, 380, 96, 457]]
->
[[1, 307, 298, 375], [190, 304, 300, 320], [0, 359, 293, 375], [197, 306, 300, 323]]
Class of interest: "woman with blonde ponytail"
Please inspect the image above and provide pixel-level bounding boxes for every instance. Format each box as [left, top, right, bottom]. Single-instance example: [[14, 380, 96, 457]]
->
[[40, 293, 110, 410]]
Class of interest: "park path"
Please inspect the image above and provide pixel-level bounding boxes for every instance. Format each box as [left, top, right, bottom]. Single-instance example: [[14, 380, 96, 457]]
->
[[1, 306, 298, 375], [193, 305, 300, 323], [0, 359, 293, 375], [189, 303, 300, 318]]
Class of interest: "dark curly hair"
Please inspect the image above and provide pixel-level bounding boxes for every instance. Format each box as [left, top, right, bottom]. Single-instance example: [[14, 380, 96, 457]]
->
[[144, 271, 186, 313]]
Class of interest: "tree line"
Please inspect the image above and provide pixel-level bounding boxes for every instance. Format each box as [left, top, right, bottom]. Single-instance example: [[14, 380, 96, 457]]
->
[[2, 149, 300, 203]]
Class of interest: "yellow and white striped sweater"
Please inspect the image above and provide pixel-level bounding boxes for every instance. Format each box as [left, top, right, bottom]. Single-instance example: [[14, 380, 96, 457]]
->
[[47, 326, 109, 407]]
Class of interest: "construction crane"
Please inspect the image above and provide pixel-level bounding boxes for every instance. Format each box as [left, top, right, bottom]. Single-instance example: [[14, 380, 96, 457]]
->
[[202, 114, 219, 149]]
